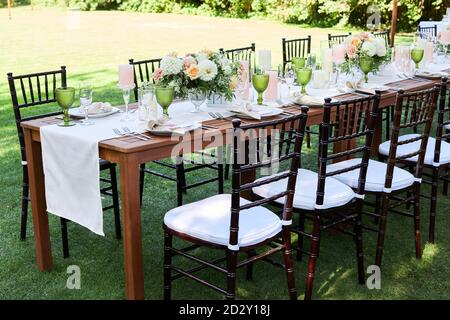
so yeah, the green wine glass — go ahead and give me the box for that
[291,57,305,69]
[56,87,76,127]
[155,85,175,117]
[359,56,373,83]
[252,74,269,105]
[411,47,424,69]
[296,68,312,94]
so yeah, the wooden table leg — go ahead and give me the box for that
[119,155,145,300]
[24,128,52,271]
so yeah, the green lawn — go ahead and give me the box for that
[1,6,448,300]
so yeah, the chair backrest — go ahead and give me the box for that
[220,43,255,70]
[417,25,437,39]
[373,29,391,47]
[317,93,381,204]
[7,66,67,162]
[328,33,351,47]
[229,107,309,250]
[385,86,440,190]
[282,36,311,69]
[433,77,449,165]
[129,58,161,102]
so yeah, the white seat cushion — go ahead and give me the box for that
[327,158,415,192]
[252,169,356,211]
[378,134,450,166]
[164,194,281,248]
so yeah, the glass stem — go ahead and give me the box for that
[301,86,306,94]
[63,109,69,126]
[257,92,263,105]
[364,74,368,83]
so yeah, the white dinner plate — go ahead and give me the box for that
[69,107,120,118]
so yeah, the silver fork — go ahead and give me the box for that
[113,127,148,141]
[122,127,151,140]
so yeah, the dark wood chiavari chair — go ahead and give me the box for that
[417,25,438,39]
[331,87,438,268]
[252,93,381,299]
[128,58,224,206]
[282,36,314,149]
[162,108,309,300]
[219,43,255,76]
[282,36,311,70]
[328,32,351,47]
[378,78,449,243]
[372,29,391,47]
[7,67,121,258]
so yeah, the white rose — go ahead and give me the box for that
[160,56,183,75]
[198,59,218,81]
[361,41,377,57]
[196,53,208,62]
[374,38,387,56]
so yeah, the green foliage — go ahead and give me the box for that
[13,0,450,34]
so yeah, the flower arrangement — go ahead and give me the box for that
[339,32,391,76]
[153,50,240,101]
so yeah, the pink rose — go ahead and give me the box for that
[359,32,370,41]
[183,56,196,69]
[346,45,357,59]
[153,68,164,82]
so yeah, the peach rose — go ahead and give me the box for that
[186,64,200,80]
[346,45,357,59]
[351,37,361,47]
[153,68,164,82]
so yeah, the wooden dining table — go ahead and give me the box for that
[21,76,445,300]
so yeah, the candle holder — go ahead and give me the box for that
[118,84,136,122]
[252,74,270,105]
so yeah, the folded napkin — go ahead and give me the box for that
[227,102,261,120]
[292,95,326,106]
[79,102,112,114]
[147,116,197,135]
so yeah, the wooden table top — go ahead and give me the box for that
[20,77,443,159]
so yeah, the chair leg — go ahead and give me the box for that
[218,163,224,194]
[429,168,439,243]
[374,193,381,225]
[385,107,389,140]
[296,214,305,261]
[354,207,365,284]
[406,165,414,210]
[180,160,187,195]
[413,184,422,258]
[375,194,390,267]
[281,224,297,300]
[20,168,29,241]
[139,163,146,207]
[61,218,70,258]
[226,249,238,300]
[109,165,122,240]
[306,127,311,148]
[245,250,256,281]
[163,229,173,300]
[175,159,184,206]
[305,213,321,300]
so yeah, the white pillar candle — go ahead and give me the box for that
[258,50,272,71]
[321,47,333,80]
[312,69,329,89]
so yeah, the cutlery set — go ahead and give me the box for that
[113,127,151,141]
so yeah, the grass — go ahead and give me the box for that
[0,6,448,300]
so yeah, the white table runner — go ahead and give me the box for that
[41,112,141,235]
